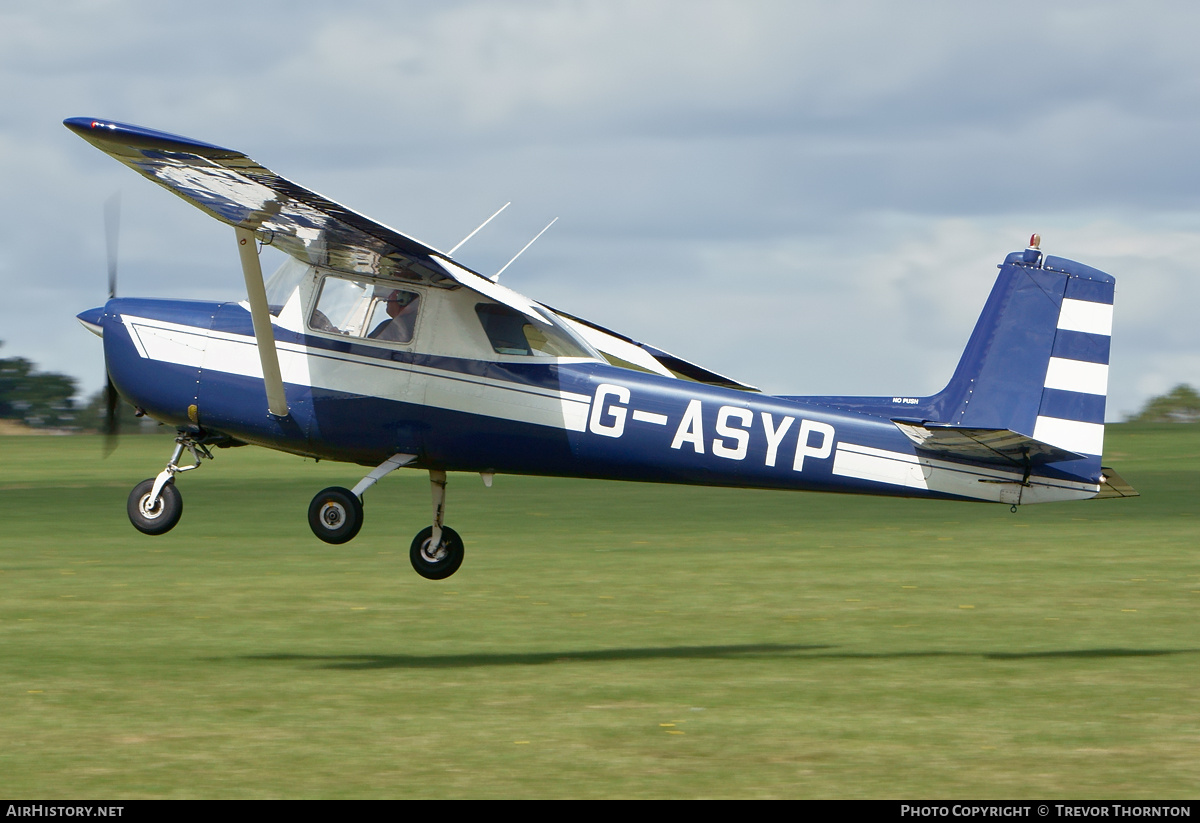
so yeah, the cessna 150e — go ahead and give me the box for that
[67,117,1137,581]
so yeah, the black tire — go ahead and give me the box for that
[308,486,364,544]
[409,525,464,580]
[127,478,183,536]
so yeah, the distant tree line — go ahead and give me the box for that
[1124,384,1200,423]
[0,343,80,430]
[0,342,157,433]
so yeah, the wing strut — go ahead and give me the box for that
[235,227,289,417]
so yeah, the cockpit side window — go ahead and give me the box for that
[309,274,420,345]
[365,289,420,344]
[474,303,592,358]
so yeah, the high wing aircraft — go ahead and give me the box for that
[67,117,1138,580]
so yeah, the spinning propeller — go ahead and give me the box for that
[101,193,120,455]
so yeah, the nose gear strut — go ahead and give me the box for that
[126,430,217,535]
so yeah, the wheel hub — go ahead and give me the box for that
[420,539,447,563]
[139,494,163,519]
[320,501,346,528]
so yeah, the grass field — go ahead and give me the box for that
[0,425,1197,798]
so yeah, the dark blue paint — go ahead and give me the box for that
[1039,388,1106,424]
[1052,330,1111,365]
[1064,275,1115,304]
[944,267,1067,433]
[1045,256,1114,285]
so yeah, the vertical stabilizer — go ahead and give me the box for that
[925,247,1114,481]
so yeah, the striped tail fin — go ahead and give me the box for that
[922,246,1114,483]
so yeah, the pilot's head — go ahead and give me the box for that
[386,290,416,317]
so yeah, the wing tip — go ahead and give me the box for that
[63,117,236,156]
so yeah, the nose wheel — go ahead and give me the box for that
[128,478,183,535]
[126,431,213,535]
[410,525,464,580]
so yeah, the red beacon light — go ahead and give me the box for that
[1028,233,1041,250]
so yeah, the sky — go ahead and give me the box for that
[2,0,1198,420]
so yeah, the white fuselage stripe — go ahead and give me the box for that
[832,442,1098,503]
[120,315,592,432]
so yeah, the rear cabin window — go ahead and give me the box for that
[475,303,591,358]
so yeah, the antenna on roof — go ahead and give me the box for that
[448,202,510,256]
[492,217,558,282]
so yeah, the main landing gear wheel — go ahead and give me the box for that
[308,486,364,544]
[410,525,464,580]
[127,478,183,535]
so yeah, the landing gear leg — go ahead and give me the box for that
[127,431,213,535]
[307,453,415,544]
[410,470,464,580]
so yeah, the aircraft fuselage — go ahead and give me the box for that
[90,293,1099,508]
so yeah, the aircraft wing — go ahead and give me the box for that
[63,117,547,319]
[551,307,759,391]
[66,117,758,390]
[892,420,1087,465]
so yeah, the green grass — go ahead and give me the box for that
[1,425,1197,798]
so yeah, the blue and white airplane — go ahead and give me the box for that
[68,117,1137,580]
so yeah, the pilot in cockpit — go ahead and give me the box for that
[368,289,420,343]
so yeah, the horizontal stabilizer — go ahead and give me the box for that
[1095,467,1139,499]
[892,419,1087,465]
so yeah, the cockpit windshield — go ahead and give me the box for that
[264,256,311,316]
